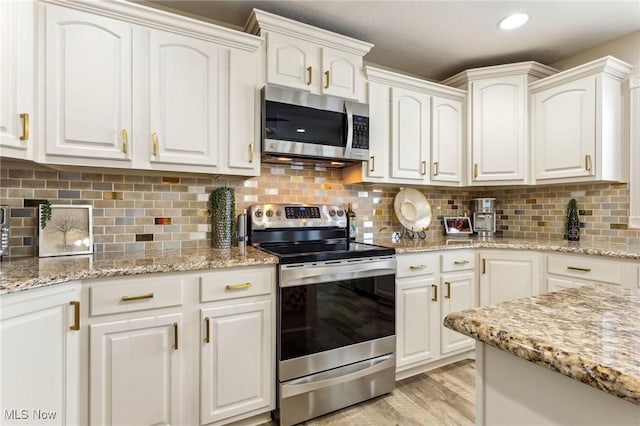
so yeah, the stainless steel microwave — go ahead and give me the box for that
[261,85,369,166]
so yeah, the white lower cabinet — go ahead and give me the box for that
[479,251,541,306]
[396,251,475,376]
[89,314,183,426]
[201,300,272,425]
[547,276,585,292]
[0,282,81,426]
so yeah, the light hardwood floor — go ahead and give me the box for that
[266,359,475,426]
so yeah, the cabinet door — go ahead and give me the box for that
[390,87,430,181]
[396,276,439,369]
[321,47,361,100]
[533,76,596,181]
[266,32,320,92]
[471,76,526,182]
[148,30,223,169]
[0,0,34,160]
[0,283,80,426]
[431,96,463,184]
[365,82,390,179]
[440,272,475,354]
[201,300,272,424]
[90,314,182,426]
[44,5,132,162]
[479,253,540,306]
[227,49,260,175]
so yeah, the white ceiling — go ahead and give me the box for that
[143,0,640,81]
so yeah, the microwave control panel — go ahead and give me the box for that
[352,115,369,149]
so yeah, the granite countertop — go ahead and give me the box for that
[0,246,278,295]
[444,284,640,405]
[369,236,640,260]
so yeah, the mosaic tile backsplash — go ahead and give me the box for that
[1,160,638,257]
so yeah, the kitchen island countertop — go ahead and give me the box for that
[444,284,640,406]
[0,246,278,295]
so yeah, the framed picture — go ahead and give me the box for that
[444,216,473,236]
[39,204,93,257]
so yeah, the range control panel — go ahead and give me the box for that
[249,204,346,230]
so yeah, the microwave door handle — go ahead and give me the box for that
[344,102,353,153]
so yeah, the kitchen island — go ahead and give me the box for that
[444,284,640,425]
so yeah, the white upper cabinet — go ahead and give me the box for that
[39,1,262,175]
[0,0,35,160]
[531,56,633,183]
[391,87,431,181]
[443,62,557,186]
[44,5,133,163]
[147,30,222,169]
[246,9,373,102]
[344,66,465,185]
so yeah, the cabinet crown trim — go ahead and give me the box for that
[245,8,373,56]
[43,0,262,52]
[631,74,640,89]
[529,56,633,92]
[441,61,557,88]
[366,66,466,99]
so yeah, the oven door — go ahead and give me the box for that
[278,257,396,381]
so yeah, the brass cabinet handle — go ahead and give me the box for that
[204,317,210,344]
[121,293,154,302]
[567,266,591,272]
[433,161,439,176]
[324,70,330,89]
[585,154,592,172]
[122,129,128,154]
[409,265,427,270]
[19,113,29,141]
[453,260,469,265]
[249,143,254,163]
[69,301,80,331]
[370,156,375,173]
[226,283,252,290]
[445,282,451,299]
[482,258,486,274]
[421,160,427,175]
[173,323,179,350]
[152,132,158,156]
[306,66,312,85]
[431,284,438,302]
[474,163,479,178]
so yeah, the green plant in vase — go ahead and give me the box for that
[209,187,235,249]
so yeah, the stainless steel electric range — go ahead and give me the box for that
[248,204,396,426]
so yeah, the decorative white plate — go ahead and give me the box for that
[394,188,432,231]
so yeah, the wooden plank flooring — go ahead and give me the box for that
[264,359,475,426]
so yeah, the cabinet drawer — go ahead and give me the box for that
[441,250,475,272]
[90,274,185,317]
[200,267,274,302]
[547,254,622,284]
[396,253,438,278]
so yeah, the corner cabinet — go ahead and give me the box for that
[0,282,81,425]
[0,0,35,160]
[442,62,556,185]
[344,66,465,186]
[530,56,633,183]
[246,9,373,102]
[39,1,262,176]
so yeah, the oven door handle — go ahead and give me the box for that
[280,354,395,398]
[282,267,396,287]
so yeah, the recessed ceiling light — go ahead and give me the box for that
[498,13,529,30]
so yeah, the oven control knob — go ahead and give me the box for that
[337,210,344,217]
[329,209,336,217]
[266,209,274,217]
[275,210,282,217]
[254,209,263,218]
